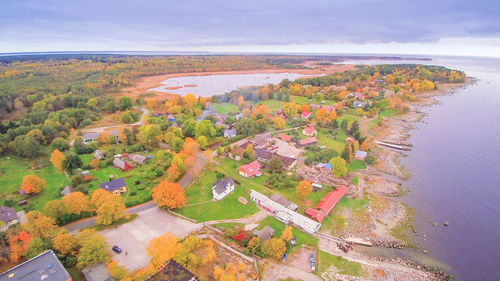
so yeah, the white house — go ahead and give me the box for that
[0,206,19,232]
[212,178,236,200]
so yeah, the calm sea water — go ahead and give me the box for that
[344,57,500,281]
[149,72,313,96]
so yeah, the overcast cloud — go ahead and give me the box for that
[1,0,499,56]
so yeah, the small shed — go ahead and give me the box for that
[253,226,275,241]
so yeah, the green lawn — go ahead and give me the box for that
[212,102,240,114]
[256,216,318,248]
[258,99,285,111]
[320,196,368,234]
[290,96,336,106]
[369,109,396,129]
[316,129,346,153]
[178,185,259,222]
[318,251,363,277]
[348,160,367,171]
[215,158,271,196]
[0,156,70,211]
[184,169,217,204]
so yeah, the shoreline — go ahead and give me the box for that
[114,64,356,101]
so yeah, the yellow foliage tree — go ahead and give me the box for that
[63,192,91,215]
[296,180,313,199]
[91,189,129,225]
[281,226,293,241]
[52,232,79,256]
[22,211,59,239]
[273,117,285,129]
[50,149,65,171]
[147,232,181,269]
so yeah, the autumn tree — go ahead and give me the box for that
[138,124,161,148]
[300,104,311,113]
[147,232,181,269]
[243,143,255,160]
[281,226,293,241]
[52,232,79,256]
[315,108,329,125]
[296,180,313,199]
[26,237,49,259]
[184,93,197,107]
[50,149,65,171]
[22,211,59,239]
[91,189,129,225]
[76,229,110,269]
[247,237,262,254]
[164,126,184,152]
[272,117,285,129]
[20,174,46,194]
[8,231,32,262]
[107,261,129,280]
[237,96,245,107]
[282,102,300,117]
[330,156,348,177]
[152,180,187,209]
[43,199,67,220]
[261,238,286,259]
[195,120,216,139]
[251,104,270,119]
[174,236,216,270]
[213,262,247,281]
[63,192,91,215]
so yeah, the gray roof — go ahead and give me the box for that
[129,154,146,164]
[0,206,17,223]
[82,263,115,281]
[60,186,74,196]
[0,250,70,281]
[99,178,126,192]
[83,132,100,139]
[255,148,273,161]
[212,177,235,196]
[94,150,105,159]
[113,158,127,169]
[270,193,297,211]
[223,129,237,138]
[354,150,368,159]
[253,226,275,240]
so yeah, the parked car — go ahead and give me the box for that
[112,245,122,254]
[310,254,316,271]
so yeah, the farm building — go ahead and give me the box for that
[305,185,347,222]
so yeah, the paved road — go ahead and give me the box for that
[64,152,206,233]
[81,107,149,133]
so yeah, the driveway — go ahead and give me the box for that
[99,207,202,271]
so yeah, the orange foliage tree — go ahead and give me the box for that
[50,149,65,171]
[62,191,92,215]
[20,174,46,194]
[8,231,32,262]
[52,232,79,256]
[296,180,313,199]
[152,180,186,209]
[22,211,59,239]
[147,232,181,269]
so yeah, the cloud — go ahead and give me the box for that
[0,0,499,53]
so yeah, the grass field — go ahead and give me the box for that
[320,196,368,235]
[348,160,367,171]
[256,216,318,248]
[178,184,259,222]
[184,169,218,205]
[370,109,396,129]
[212,102,240,114]
[316,129,347,153]
[0,156,70,211]
[258,99,285,111]
[318,251,363,277]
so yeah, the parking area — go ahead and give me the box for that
[99,207,202,271]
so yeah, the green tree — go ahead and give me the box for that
[43,200,67,220]
[138,124,161,148]
[119,97,133,111]
[268,156,283,174]
[196,136,208,149]
[51,137,70,151]
[62,153,83,174]
[76,229,110,269]
[330,156,348,177]
[195,120,216,139]
[11,135,42,158]
[26,237,49,259]
[182,118,196,137]
[164,127,184,152]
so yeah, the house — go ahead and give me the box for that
[212,177,235,200]
[276,154,298,170]
[129,154,147,165]
[239,160,262,178]
[249,190,321,234]
[297,137,318,147]
[99,178,127,195]
[251,133,272,148]
[82,263,115,281]
[345,137,355,143]
[83,132,100,144]
[301,111,312,119]
[147,261,197,281]
[316,163,332,171]
[113,158,133,172]
[223,129,237,138]
[166,114,176,122]
[215,121,229,129]
[255,148,273,162]
[352,101,366,108]
[355,93,366,100]
[354,150,368,161]
[269,194,298,211]
[94,150,105,160]
[302,124,317,136]
[253,226,275,240]
[60,186,75,197]
[278,133,292,142]
[0,250,71,281]
[228,146,245,160]
[0,206,18,232]
[305,185,347,222]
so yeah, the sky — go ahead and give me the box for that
[1,0,500,57]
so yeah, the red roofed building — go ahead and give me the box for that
[345,136,355,143]
[239,160,262,178]
[297,137,318,147]
[301,111,312,119]
[278,133,292,142]
[305,185,347,222]
[302,124,317,136]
